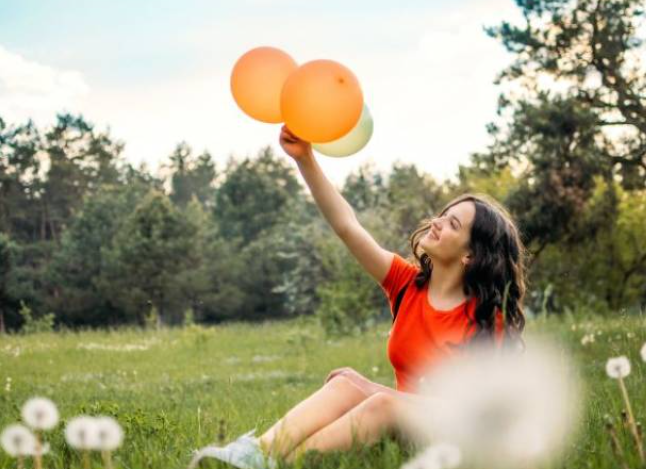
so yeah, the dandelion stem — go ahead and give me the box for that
[17,456,24,469]
[102,450,114,469]
[617,377,645,462]
[82,450,90,469]
[34,435,43,469]
[605,421,630,469]
[197,406,201,445]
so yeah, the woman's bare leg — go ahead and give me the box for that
[284,392,400,464]
[257,376,370,458]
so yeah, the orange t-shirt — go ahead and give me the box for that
[381,253,505,394]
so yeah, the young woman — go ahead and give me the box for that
[191,126,528,469]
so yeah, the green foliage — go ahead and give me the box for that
[214,146,304,244]
[18,300,55,334]
[167,142,217,209]
[314,212,388,337]
[477,0,646,252]
[101,190,200,325]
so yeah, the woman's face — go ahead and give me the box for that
[419,200,476,266]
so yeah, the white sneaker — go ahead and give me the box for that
[188,429,278,469]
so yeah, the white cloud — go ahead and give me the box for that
[0,45,89,125]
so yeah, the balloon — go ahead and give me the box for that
[230,47,297,123]
[280,59,363,143]
[313,104,373,157]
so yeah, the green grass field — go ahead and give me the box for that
[1,313,645,469]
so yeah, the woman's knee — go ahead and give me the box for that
[361,392,397,418]
[325,375,371,400]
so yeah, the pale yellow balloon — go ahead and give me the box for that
[312,104,373,157]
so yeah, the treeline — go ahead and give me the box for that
[1,0,645,332]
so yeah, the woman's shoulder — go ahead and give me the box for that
[381,252,420,301]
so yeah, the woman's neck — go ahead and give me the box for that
[428,260,466,302]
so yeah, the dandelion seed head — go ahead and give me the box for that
[21,397,59,430]
[400,451,441,469]
[605,356,631,379]
[1,424,37,457]
[422,442,462,469]
[641,343,646,363]
[401,338,581,469]
[95,416,124,451]
[64,416,98,450]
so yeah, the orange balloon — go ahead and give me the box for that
[280,59,363,143]
[230,47,298,123]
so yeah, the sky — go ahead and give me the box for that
[0,0,526,189]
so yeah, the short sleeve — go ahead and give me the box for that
[380,253,419,311]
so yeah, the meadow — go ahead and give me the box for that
[1,312,645,469]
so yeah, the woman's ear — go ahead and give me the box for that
[462,253,472,267]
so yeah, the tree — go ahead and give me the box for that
[47,182,152,326]
[0,118,42,242]
[213,146,304,244]
[0,233,16,332]
[341,160,388,212]
[101,190,200,325]
[472,0,645,256]
[41,114,124,242]
[167,142,217,209]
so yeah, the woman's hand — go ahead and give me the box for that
[324,367,380,396]
[324,366,357,384]
[279,125,313,162]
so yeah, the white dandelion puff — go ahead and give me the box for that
[641,343,646,363]
[422,442,462,469]
[400,339,581,469]
[606,356,631,379]
[64,416,98,450]
[95,416,124,451]
[1,424,37,457]
[21,397,59,430]
[401,451,440,469]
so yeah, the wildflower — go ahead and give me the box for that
[641,343,646,362]
[64,416,98,450]
[1,424,36,457]
[581,334,595,346]
[21,398,59,431]
[95,417,123,469]
[95,417,123,451]
[401,443,462,469]
[606,356,644,461]
[606,357,631,379]
[423,443,462,469]
[401,453,440,469]
[401,339,580,469]
[5,377,11,393]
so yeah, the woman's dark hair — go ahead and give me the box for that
[406,193,528,345]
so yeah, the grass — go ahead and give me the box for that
[0,312,645,469]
